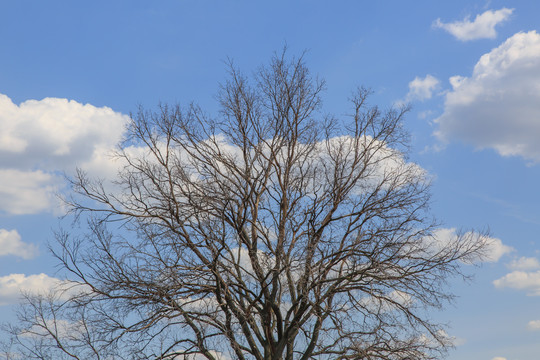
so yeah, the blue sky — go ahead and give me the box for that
[1,1,540,359]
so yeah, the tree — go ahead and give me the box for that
[4,51,488,360]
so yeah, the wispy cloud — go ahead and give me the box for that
[528,320,540,331]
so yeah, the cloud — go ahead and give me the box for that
[0,273,66,305]
[0,169,60,215]
[492,357,507,360]
[0,93,429,217]
[0,229,38,259]
[507,256,540,271]
[434,8,513,41]
[417,329,458,350]
[431,228,513,263]
[493,270,540,296]
[482,237,514,262]
[528,319,540,331]
[358,290,414,314]
[435,31,540,163]
[173,350,230,360]
[0,95,127,162]
[21,319,82,340]
[405,75,440,102]
[0,93,129,214]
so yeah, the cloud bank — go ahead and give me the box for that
[435,31,540,163]
[434,8,513,41]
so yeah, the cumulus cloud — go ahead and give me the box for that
[493,270,540,296]
[0,273,66,305]
[507,256,540,271]
[0,229,38,259]
[435,31,540,163]
[528,319,540,331]
[434,8,513,41]
[0,95,127,161]
[0,93,129,215]
[405,75,440,102]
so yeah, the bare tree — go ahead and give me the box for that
[4,52,487,360]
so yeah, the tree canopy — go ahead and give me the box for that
[3,52,487,360]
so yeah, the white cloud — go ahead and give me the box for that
[0,93,429,217]
[507,256,540,271]
[0,229,38,259]
[173,350,230,360]
[430,228,512,263]
[434,8,513,41]
[0,169,60,215]
[452,335,466,346]
[0,273,66,305]
[492,357,507,360]
[528,319,540,331]
[358,290,414,314]
[406,75,440,102]
[0,95,127,161]
[21,318,82,340]
[0,93,129,214]
[435,31,540,163]
[483,237,514,262]
[493,270,540,296]
[417,329,457,350]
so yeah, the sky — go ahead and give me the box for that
[1,1,540,359]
